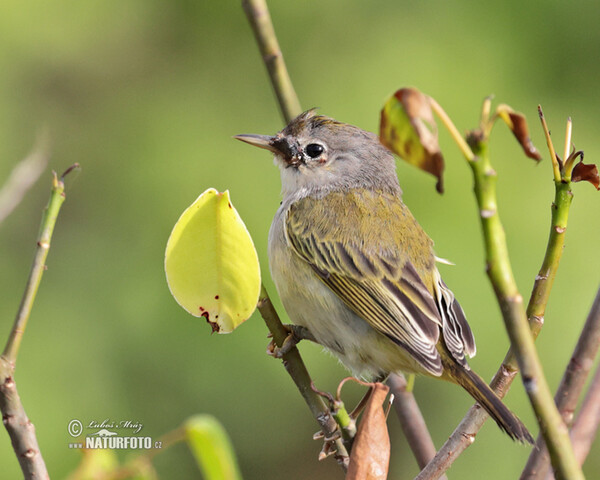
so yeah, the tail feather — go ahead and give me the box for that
[451,364,534,444]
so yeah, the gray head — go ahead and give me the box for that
[235,109,401,200]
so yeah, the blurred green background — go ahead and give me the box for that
[1,1,599,478]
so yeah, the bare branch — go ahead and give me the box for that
[0,166,78,478]
[569,362,600,468]
[257,287,349,469]
[241,0,301,123]
[386,374,446,479]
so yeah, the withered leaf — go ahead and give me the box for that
[346,383,390,480]
[572,160,600,190]
[496,105,542,161]
[380,88,444,193]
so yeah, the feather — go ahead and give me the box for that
[285,191,448,376]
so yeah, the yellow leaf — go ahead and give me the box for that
[165,188,261,333]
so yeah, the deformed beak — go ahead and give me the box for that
[233,134,279,154]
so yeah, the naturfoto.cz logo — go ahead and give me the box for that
[67,419,162,450]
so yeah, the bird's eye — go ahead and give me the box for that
[305,143,324,158]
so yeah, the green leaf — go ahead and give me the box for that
[380,88,445,193]
[165,188,261,333]
[185,415,242,480]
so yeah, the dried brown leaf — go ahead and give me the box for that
[572,161,600,190]
[496,105,542,161]
[346,383,390,480]
[380,88,444,193]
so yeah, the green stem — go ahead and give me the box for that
[525,182,572,330]
[418,144,577,479]
[332,400,356,445]
[0,166,77,479]
[468,139,582,480]
[241,0,302,123]
[522,286,600,479]
[2,172,66,362]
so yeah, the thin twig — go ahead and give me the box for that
[0,132,50,226]
[3,165,79,362]
[523,286,600,479]
[418,109,583,480]
[258,287,349,469]
[387,374,447,479]
[569,362,600,468]
[538,106,561,183]
[0,165,78,479]
[430,98,475,162]
[241,0,302,123]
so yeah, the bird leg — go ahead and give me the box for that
[266,324,317,358]
[310,382,343,459]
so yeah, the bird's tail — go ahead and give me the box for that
[443,355,534,444]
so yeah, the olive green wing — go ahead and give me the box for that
[285,193,445,375]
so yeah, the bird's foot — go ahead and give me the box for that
[312,429,342,461]
[311,381,357,451]
[266,324,316,358]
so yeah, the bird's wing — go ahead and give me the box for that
[285,191,446,375]
[432,269,476,368]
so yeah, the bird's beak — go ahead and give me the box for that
[233,134,279,154]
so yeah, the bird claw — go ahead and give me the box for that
[266,325,316,358]
[313,428,342,461]
[266,331,296,358]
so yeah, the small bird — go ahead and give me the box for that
[235,109,533,443]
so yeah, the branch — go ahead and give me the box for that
[569,361,600,468]
[241,0,301,123]
[465,125,580,480]
[419,107,582,480]
[387,374,447,480]
[0,165,78,479]
[0,132,50,226]
[523,286,600,479]
[257,287,349,469]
